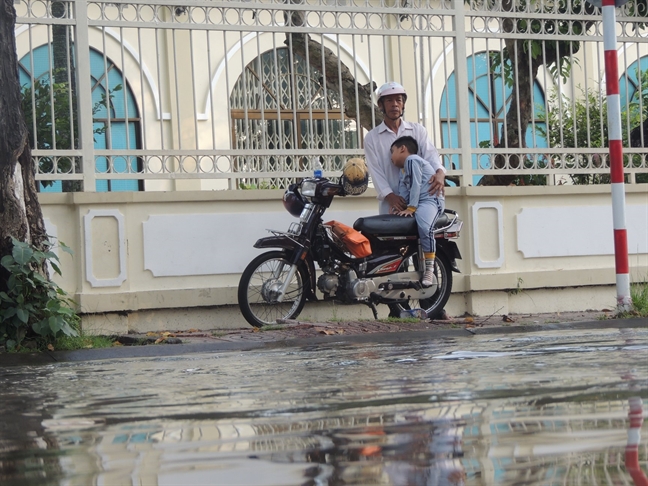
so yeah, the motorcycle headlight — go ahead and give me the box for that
[301,180,317,197]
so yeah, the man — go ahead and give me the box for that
[364,82,447,318]
[364,81,446,215]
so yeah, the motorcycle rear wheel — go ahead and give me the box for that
[396,252,453,319]
[238,251,308,328]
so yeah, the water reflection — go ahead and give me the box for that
[0,327,646,485]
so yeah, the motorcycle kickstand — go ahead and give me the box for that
[363,301,379,320]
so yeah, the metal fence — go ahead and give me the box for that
[14,0,648,191]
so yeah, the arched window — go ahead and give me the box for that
[619,56,648,112]
[439,52,547,185]
[620,56,648,148]
[230,47,358,188]
[19,46,141,192]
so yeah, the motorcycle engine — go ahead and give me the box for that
[345,270,376,300]
[317,273,339,297]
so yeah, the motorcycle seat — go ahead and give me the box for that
[354,213,451,236]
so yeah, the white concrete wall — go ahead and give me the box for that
[39,186,648,333]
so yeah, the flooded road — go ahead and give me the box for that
[1,326,647,486]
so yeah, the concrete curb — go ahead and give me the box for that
[0,318,645,367]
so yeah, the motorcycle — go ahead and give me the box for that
[237,176,463,328]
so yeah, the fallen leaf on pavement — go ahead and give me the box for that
[112,341,123,346]
[47,344,55,351]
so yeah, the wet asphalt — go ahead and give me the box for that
[0,317,645,367]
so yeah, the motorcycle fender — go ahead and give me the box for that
[252,237,318,301]
[437,239,462,273]
[253,235,302,252]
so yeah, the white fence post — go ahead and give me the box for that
[452,0,474,186]
[73,0,96,192]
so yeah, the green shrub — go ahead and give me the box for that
[0,237,79,351]
[630,280,648,317]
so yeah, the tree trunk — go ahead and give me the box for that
[52,0,82,192]
[284,3,380,132]
[0,0,48,291]
[480,38,539,186]
[479,0,596,186]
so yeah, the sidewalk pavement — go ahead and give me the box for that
[0,310,645,366]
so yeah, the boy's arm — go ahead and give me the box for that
[405,158,423,211]
[398,171,409,207]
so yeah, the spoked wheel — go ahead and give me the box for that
[238,251,308,328]
[395,252,453,319]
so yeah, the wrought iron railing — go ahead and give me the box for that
[14,0,648,191]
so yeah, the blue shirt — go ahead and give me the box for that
[398,154,444,210]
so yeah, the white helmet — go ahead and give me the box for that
[376,81,407,104]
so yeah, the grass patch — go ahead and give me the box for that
[614,280,648,318]
[53,334,115,351]
[630,281,648,316]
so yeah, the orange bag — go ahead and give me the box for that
[325,220,372,258]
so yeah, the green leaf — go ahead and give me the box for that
[46,299,61,311]
[57,306,74,316]
[32,272,49,284]
[48,316,64,335]
[50,262,62,276]
[59,241,74,256]
[12,241,34,265]
[16,308,29,324]
[32,319,47,335]
[62,323,79,337]
[1,255,15,270]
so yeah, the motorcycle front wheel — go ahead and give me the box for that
[396,252,453,319]
[238,251,308,328]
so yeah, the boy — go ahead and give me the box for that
[390,135,445,287]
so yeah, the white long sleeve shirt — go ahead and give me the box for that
[364,119,445,214]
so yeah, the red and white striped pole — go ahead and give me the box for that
[625,397,648,486]
[602,0,633,311]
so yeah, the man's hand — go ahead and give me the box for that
[428,169,445,197]
[385,193,407,213]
